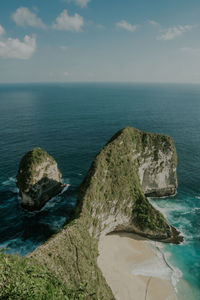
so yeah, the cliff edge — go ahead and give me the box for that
[1,127,182,299]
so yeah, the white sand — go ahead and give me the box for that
[97,233,177,300]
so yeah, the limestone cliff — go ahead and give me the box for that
[1,127,182,299]
[17,148,64,211]
[133,130,177,197]
[74,127,179,241]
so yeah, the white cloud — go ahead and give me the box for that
[157,25,194,40]
[63,0,91,8]
[12,7,46,29]
[0,25,5,36]
[64,71,69,76]
[148,20,160,28]
[116,20,137,32]
[181,47,200,56]
[52,10,84,32]
[0,35,36,59]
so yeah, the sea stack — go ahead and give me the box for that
[17,148,64,211]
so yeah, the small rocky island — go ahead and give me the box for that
[1,127,183,299]
[17,147,64,211]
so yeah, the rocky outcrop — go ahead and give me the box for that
[26,127,182,300]
[17,148,64,211]
[3,127,182,300]
[74,127,180,242]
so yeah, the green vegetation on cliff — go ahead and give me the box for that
[0,127,181,300]
[74,127,175,237]
[0,252,97,300]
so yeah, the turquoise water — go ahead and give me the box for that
[150,193,200,299]
[0,83,199,298]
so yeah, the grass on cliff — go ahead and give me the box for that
[27,219,115,300]
[132,195,170,234]
[0,252,95,300]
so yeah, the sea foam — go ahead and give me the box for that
[131,241,182,291]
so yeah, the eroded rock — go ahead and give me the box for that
[17,148,64,211]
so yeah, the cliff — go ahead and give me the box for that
[17,147,64,211]
[73,127,179,241]
[1,127,182,299]
[132,130,177,197]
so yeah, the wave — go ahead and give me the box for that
[60,184,70,194]
[2,177,16,186]
[0,237,40,256]
[131,240,182,291]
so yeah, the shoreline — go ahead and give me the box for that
[97,232,179,300]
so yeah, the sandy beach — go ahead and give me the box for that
[97,232,177,300]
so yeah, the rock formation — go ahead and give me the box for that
[133,130,177,197]
[17,147,64,211]
[1,127,183,299]
[73,127,180,241]
[27,127,182,298]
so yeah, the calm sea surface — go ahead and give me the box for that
[0,83,199,299]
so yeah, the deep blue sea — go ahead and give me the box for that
[0,83,199,299]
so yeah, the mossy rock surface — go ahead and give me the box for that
[0,252,97,300]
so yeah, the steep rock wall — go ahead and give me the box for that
[132,130,177,197]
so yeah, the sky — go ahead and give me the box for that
[1,0,200,83]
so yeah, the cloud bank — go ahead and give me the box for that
[12,7,46,29]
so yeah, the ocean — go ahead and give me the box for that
[0,83,199,299]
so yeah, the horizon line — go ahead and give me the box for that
[1,81,200,85]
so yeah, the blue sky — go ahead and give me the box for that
[0,0,200,83]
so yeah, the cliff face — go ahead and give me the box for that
[132,131,177,197]
[74,127,179,241]
[17,148,64,211]
[27,127,182,299]
[2,127,182,299]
